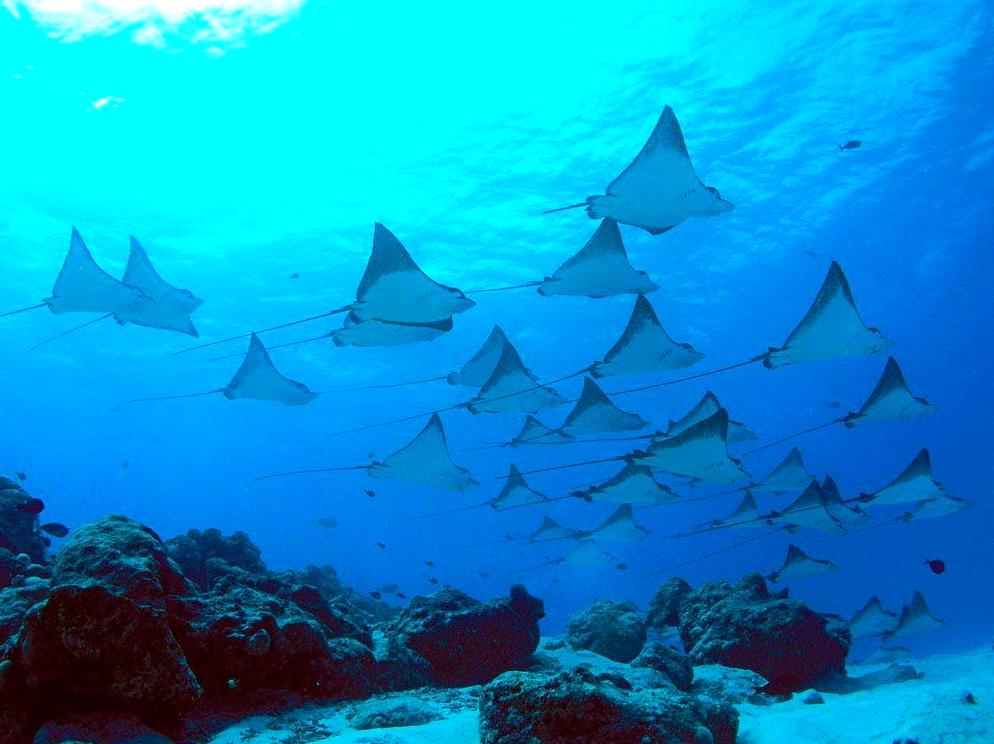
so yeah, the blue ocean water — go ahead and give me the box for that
[0,0,991,658]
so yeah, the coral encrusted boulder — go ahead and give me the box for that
[567,600,647,663]
[386,584,545,687]
[16,517,203,719]
[480,666,737,744]
[0,478,48,564]
[676,573,850,692]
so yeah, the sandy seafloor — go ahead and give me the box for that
[204,642,994,744]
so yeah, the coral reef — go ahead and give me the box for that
[480,666,738,744]
[566,599,647,663]
[632,641,695,692]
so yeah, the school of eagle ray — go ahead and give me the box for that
[4,104,961,653]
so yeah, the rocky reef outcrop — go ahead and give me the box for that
[0,514,552,742]
[566,599,647,663]
[385,584,545,687]
[655,572,850,693]
[480,666,737,744]
[0,478,49,567]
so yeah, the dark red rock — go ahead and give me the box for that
[386,584,544,687]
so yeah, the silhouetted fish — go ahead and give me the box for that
[17,498,44,515]
[376,542,387,549]
[925,558,946,575]
[838,140,861,151]
[369,590,382,599]
[121,461,130,469]
[429,578,439,585]
[396,592,407,599]
[40,522,69,538]
[365,489,376,498]
[826,400,843,409]
[379,583,399,594]
[15,471,26,481]
[478,571,490,579]
[289,272,300,279]
[424,560,435,568]
[314,518,339,529]
[615,562,628,571]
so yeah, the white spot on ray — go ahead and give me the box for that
[45,228,147,316]
[559,377,648,437]
[368,413,478,492]
[640,408,750,485]
[528,516,583,543]
[466,342,564,414]
[770,480,845,534]
[752,447,814,494]
[764,262,893,368]
[709,492,765,530]
[659,391,756,445]
[575,462,676,505]
[590,294,704,378]
[352,223,474,323]
[589,504,649,543]
[510,415,575,447]
[538,219,658,298]
[767,543,837,583]
[864,449,949,506]
[845,357,934,427]
[492,464,547,509]
[223,333,317,405]
[884,591,945,640]
[850,597,899,639]
[447,325,510,387]
[117,236,202,337]
[584,107,734,235]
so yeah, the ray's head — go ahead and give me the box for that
[704,185,735,215]
[447,286,476,314]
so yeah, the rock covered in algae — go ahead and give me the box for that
[386,584,545,687]
[631,641,694,692]
[676,572,850,692]
[647,577,693,629]
[479,665,737,744]
[0,478,48,565]
[566,599,647,663]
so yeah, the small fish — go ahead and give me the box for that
[379,583,399,594]
[503,534,514,542]
[314,517,339,529]
[396,592,407,599]
[108,405,122,413]
[838,139,861,151]
[17,498,44,515]
[121,461,129,470]
[424,560,435,568]
[289,272,300,280]
[429,578,439,585]
[925,558,946,575]
[826,400,843,409]
[364,489,376,498]
[376,542,387,550]
[40,522,69,538]
[477,571,490,579]
[615,562,628,571]
[369,590,382,599]
[15,471,26,481]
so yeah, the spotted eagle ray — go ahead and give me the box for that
[767,543,838,583]
[130,333,316,405]
[175,222,472,355]
[544,106,734,234]
[255,413,478,492]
